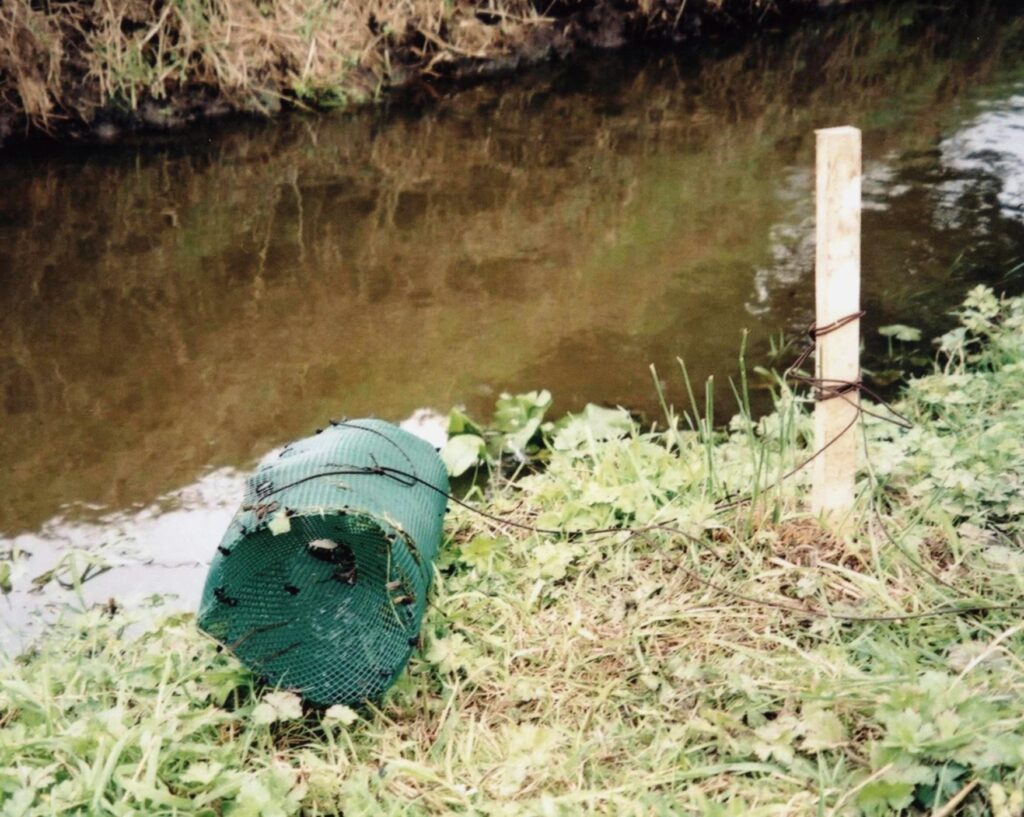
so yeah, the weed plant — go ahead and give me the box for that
[2,286,1023,815]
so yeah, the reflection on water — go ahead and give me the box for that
[2,1,1024,648]
[0,470,240,653]
[939,87,1024,227]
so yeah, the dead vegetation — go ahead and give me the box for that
[0,0,854,141]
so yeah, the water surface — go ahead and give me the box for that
[3,1,1024,649]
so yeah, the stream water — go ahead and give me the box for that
[3,1,1024,651]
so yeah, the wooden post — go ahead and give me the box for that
[813,126,861,517]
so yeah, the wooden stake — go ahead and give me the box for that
[813,126,861,516]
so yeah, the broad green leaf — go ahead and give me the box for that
[227,775,290,817]
[1,788,35,817]
[459,535,502,570]
[751,715,799,765]
[800,706,846,752]
[856,763,934,815]
[322,705,359,726]
[528,542,574,581]
[878,324,922,342]
[494,390,552,452]
[441,434,486,477]
[181,761,225,786]
[425,633,474,675]
[203,665,253,706]
[552,404,634,451]
[447,406,482,437]
[856,779,917,815]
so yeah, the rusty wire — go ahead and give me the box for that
[244,330,1022,624]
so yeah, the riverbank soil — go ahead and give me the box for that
[0,0,866,142]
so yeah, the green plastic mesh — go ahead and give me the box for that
[197,419,448,707]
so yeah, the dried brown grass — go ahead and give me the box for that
[0,0,843,137]
[0,0,63,124]
[0,0,549,132]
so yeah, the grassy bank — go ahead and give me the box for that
[2,285,1024,815]
[0,0,862,141]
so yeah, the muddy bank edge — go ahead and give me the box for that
[1,0,868,144]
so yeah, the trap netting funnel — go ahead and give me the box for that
[198,419,448,707]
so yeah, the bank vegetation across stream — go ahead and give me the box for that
[2,285,1023,815]
[1,0,881,142]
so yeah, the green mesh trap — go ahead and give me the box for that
[197,419,448,707]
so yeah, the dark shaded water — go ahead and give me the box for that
[2,1,1024,649]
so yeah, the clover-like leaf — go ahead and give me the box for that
[459,535,502,570]
[252,691,303,725]
[425,633,475,675]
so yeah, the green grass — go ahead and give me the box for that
[2,285,1024,815]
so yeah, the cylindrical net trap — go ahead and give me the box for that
[198,419,448,707]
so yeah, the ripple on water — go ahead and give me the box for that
[939,89,1024,226]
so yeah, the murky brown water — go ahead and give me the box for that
[3,1,1024,650]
